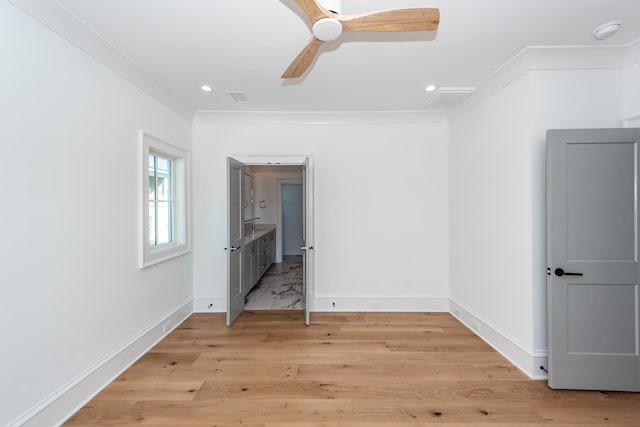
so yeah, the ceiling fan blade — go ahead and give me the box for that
[339,7,440,32]
[292,0,332,23]
[282,37,324,79]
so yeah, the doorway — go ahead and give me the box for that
[245,177,304,310]
[226,156,314,326]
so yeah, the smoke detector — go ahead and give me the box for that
[592,21,621,41]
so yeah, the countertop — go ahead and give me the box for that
[244,224,276,245]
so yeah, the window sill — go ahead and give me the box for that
[139,244,190,269]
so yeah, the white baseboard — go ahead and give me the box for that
[192,298,226,313]
[314,297,450,312]
[449,299,548,380]
[11,299,193,427]
[193,297,448,313]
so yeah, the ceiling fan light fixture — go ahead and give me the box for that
[592,20,621,40]
[313,18,342,41]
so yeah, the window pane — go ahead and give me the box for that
[148,201,156,246]
[156,201,172,245]
[156,158,172,202]
[148,155,156,200]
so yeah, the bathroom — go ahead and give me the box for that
[242,165,304,309]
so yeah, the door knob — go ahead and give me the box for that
[554,268,583,277]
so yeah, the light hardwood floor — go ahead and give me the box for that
[65,311,640,426]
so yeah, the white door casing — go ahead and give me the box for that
[230,156,314,325]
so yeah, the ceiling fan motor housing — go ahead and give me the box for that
[313,18,343,41]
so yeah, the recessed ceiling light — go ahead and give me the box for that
[201,85,212,92]
[592,20,621,40]
[425,84,437,92]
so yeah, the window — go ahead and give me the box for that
[149,153,173,246]
[139,132,190,268]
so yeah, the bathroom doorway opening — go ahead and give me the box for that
[226,156,314,325]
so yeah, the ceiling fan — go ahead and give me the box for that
[282,0,440,78]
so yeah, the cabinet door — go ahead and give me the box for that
[251,242,260,285]
[269,231,276,265]
[243,242,253,296]
[258,237,269,277]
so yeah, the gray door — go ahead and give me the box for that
[302,157,314,326]
[227,157,245,325]
[547,128,640,391]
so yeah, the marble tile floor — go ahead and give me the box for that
[245,255,303,310]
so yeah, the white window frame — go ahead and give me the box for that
[139,131,190,269]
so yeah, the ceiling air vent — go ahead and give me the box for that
[228,91,249,104]
[426,87,476,107]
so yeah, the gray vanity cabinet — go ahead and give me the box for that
[243,241,255,296]
[268,230,276,265]
[244,227,276,297]
[258,235,270,278]
[251,241,260,287]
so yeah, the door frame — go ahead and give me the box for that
[232,155,315,319]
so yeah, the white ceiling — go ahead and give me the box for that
[14,0,640,113]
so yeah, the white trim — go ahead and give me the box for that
[235,155,309,166]
[8,300,193,427]
[193,298,227,313]
[314,297,450,312]
[449,299,548,380]
[622,115,640,128]
[6,0,193,120]
[624,39,640,67]
[193,111,449,125]
[139,131,191,269]
[449,43,635,119]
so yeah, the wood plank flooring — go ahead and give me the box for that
[65,311,640,426]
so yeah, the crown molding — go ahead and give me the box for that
[7,0,194,121]
[192,110,449,125]
[624,39,640,67]
[449,42,638,119]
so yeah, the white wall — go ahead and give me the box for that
[250,169,303,261]
[0,3,192,426]
[449,73,535,364]
[192,114,450,311]
[449,65,624,377]
[252,169,302,226]
[622,44,640,123]
[529,69,623,353]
